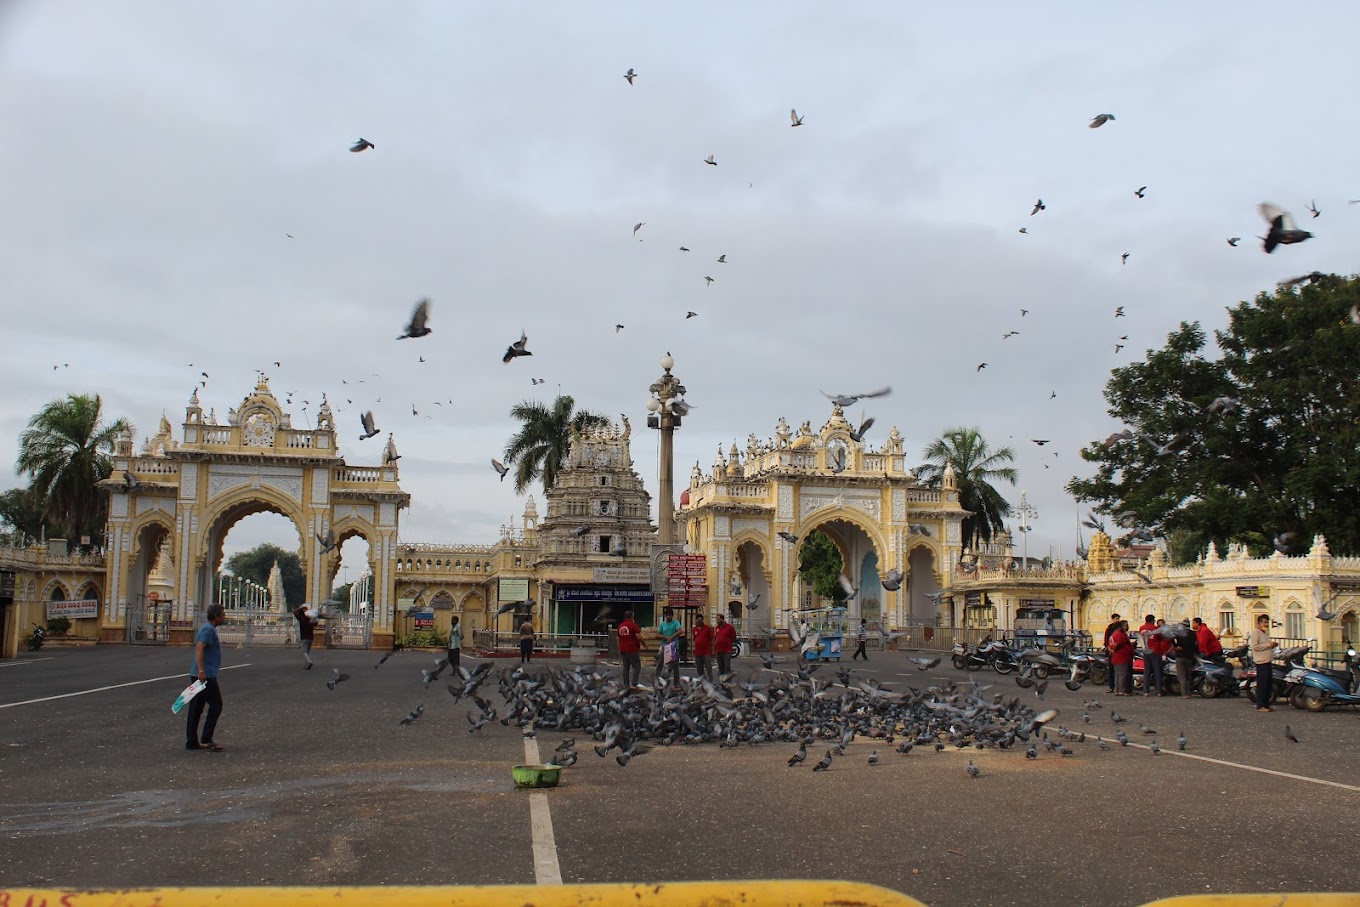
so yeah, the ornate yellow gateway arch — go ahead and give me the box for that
[679,407,970,631]
[99,377,409,645]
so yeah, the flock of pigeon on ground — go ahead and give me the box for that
[304,636,1329,777]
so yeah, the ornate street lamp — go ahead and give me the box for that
[1016,491,1038,571]
[646,353,687,546]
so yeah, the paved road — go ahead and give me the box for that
[1,645,1357,906]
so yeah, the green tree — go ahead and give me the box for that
[1068,275,1360,559]
[330,582,353,611]
[15,394,131,545]
[503,395,609,494]
[0,486,46,543]
[797,530,847,603]
[916,428,1017,551]
[224,543,306,607]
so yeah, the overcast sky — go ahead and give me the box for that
[3,2,1357,576]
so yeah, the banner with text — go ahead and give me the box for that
[498,577,530,602]
[47,599,98,620]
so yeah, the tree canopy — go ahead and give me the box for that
[797,530,847,604]
[0,486,46,544]
[1067,273,1360,560]
[916,427,1017,552]
[503,395,609,494]
[15,393,131,546]
[224,543,306,607]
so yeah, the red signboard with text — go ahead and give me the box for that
[667,554,708,608]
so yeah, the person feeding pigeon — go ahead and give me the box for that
[293,604,317,671]
[1249,613,1279,712]
[657,608,682,690]
[616,610,643,689]
[1169,620,1199,699]
[1141,616,1171,696]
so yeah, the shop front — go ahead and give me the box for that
[552,584,655,636]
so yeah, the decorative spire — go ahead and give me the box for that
[942,461,958,491]
[1308,534,1330,558]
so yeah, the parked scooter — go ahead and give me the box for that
[1286,647,1360,712]
[1241,644,1311,703]
[951,641,992,671]
[27,622,46,652]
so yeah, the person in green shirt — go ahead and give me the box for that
[657,608,682,690]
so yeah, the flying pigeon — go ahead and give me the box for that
[122,471,140,491]
[976,363,987,371]
[623,67,636,85]
[1003,330,1019,339]
[400,704,425,725]
[704,276,714,286]
[1089,113,1116,128]
[1020,308,1029,316]
[615,324,625,333]
[907,523,931,536]
[685,311,698,319]
[882,569,904,592]
[316,528,337,554]
[790,108,804,127]
[359,411,379,440]
[907,656,940,671]
[572,525,590,537]
[1031,199,1045,216]
[1307,199,1320,218]
[821,387,891,407]
[397,299,432,340]
[836,573,858,601]
[1227,237,1240,246]
[1121,252,1130,265]
[350,137,374,152]
[1258,203,1313,253]
[632,222,645,237]
[716,254,726,263]
[1272,531,1298,555]
[1206,396,1240,416]
[849,416,875,442]
[1114,307,1125,317]
[1313,587,1341,621]
[491,459,510,481]
[1031,439,1050,446]
[1134,186,1147,198]
[777,531,799,545]
[1018,227,1028,234]
[704,155,717,166]
[503,332,532,363]
[326,669,351,691]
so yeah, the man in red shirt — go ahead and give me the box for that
[1192,617,1224,662]
[1138,614,1169,696]
[1108,619,1134,696]
[692,612,716,682]
[713,613,738,677]
[616,610,643,689]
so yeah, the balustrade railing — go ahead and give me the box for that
[907,489,941,502]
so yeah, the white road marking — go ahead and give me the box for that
[0,658,54,667]
[522,736,563,885]
[0,664,251,710]
[1122,740,1360,794]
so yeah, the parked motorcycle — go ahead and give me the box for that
[1241,644,1311,703]
[1286,647,1360,712]
[1066,649,1110,686]
[27,622,46,652]
[951,641,991,671]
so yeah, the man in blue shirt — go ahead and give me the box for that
[657,608,682,690]
[186,603,227,751]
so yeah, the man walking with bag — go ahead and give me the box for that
[186,604,227,752]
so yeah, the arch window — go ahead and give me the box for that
[1285,602,1306,640]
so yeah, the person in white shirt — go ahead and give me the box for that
[1248,613,1279,712]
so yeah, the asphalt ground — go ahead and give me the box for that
[1,644,1358,907]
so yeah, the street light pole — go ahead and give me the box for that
[646,353,686,546]
[1017,491,1038,571]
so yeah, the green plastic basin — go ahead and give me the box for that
[512,763,562,789]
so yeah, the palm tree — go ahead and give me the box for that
[916,427,1017,552]
[503,395,609,494]
[15,393,131,544]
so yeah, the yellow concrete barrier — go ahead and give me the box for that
[0,881,928,907]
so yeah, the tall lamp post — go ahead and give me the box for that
[1016,491,1038,571]
[646,353,687,546]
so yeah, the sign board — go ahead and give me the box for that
[148,591,161,602]
[47,599,98,620]
[498,577,530,602]
[1236,586,1271,599]
[964,592,982,607]
[591,567,651,583]
[397,596,417,611]
[412,610,434,630]
[1019,598,1057,609]
[0,570,13,604]
[555,584,655,603]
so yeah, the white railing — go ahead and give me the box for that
[334,467,383,483]
[131,457,178,475]
[908,489,941,502]
[200,428,234,445]
[863,455,884,472]
[284,431,316,449]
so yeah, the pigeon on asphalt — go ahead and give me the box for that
[966,760,980,779]
[491,459,510,481]
[1140,724,1157,735]
[1258,203,1313,253]
[623,68,636,85]
[397,299,432,339]
[812,750,833,772]
[1089,113,1116,128]
[1285,726,1300,744]
[821,387,891,407]
[400,704,425,725]
[326,669,351,691]
[1177,732,1188,751]
[790,108,805,127]
[867,751,879,766]
[788,744,807,767]
[1149,741,1160,755]
[503,332,532,363]
[359,411,380,440]
[349,137,374,152]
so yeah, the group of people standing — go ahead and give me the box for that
[614,608,737,690]
[1103,610,1278,710]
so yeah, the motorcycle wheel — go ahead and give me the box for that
[1032,664,1050,680]
[951,656,967,670]
[966,659,983,672]
[1198,678,1221,699]
[1302,687,1328,713]
[1089,664,1109,685]
[993,658,1015,675]
[1288,687,1308,710]
[1132,674,1144,692]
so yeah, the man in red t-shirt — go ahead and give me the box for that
[692,613,716,682]
[1137,614,1168,696]
[1192,617,1224,662]
[713,613,738,677]
[616,610,643,689]
[1108,620,1134,696]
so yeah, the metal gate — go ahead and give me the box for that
[216,610,294,648]
[128,594,171,645]
[325,610,373,649]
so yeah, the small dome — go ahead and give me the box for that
[679,489,691,507]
